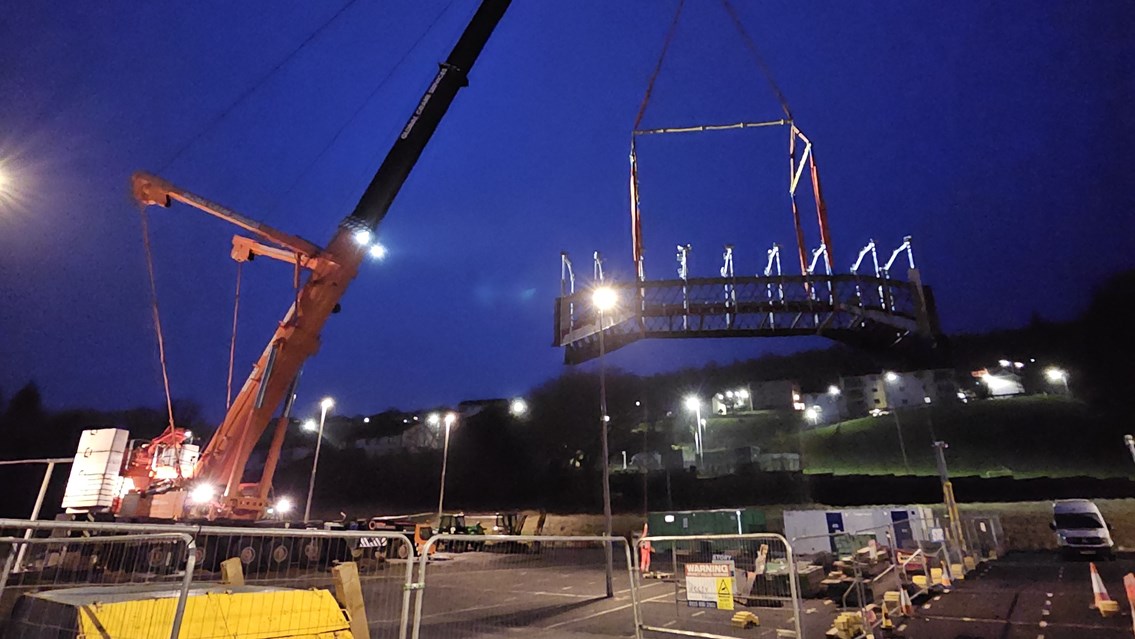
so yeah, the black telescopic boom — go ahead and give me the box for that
[348,0,510,229]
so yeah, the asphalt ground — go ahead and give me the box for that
[894,551,1135,639]
[392,548,1135,638]
[385,546,822,638]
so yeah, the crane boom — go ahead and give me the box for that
[350,0,511,230]
[123,0,511,521]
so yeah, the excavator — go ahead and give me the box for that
[61,0,511,524]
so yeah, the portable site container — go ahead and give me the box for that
[784,506,936,556]
[646,508,767,554]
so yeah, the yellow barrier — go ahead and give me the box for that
[74,587,352,639]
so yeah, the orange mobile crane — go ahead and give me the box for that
[62,0,511,523]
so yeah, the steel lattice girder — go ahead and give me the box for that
[553,274,936,364]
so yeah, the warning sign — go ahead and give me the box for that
[716,576,734,610]
[685,563,732,609]
[712,553,738,594]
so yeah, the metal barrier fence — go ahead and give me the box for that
[410,533,639,639]
[792,521,932,637]
[4,516,997,639]
[960,513,1004,559]
[635,533,802,639]
[0,519,415,639]
[1,531,196,639]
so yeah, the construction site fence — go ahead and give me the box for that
[0,518,415,639]
[1,531,196,639]
[635,533,803,639]
[959,512,1005,559]
[409,532,639,639]
[790,515,1002,637]
[836,520,967,634]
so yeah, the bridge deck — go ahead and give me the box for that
[553,273,937,364]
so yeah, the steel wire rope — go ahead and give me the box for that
[137,0,360,423]
[137,204,177,432]
[719,0,793,121]
[154,0,364,175]
[143,2,450,425]
[225,262,242,410]
[342,0,481,205]
[220,2,456,416]
[260,0,459,220]
[632,0,686,130]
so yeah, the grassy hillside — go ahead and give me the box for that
[798,396,1131,478]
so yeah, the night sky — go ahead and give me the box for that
[1,1,1132,423]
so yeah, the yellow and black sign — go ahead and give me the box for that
[716,577,734,611]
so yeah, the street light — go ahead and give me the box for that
[437,412,457,520]
[275,496,294,515]
[303,396,334,522]
[1045,367,1070,394]
[593,286,617,313]
[509,398,528,417]
[804,406,821,425]
[828,385,840,396]
[592,285,617,598]
[684,395,704,465]
[882,373,910,471]
[302,419,318,432]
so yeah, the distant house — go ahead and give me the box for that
[972,368,1025,397]
[800,390,846,426]
[838,369,960,418]
[750,380,801,411]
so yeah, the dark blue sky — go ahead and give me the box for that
[2,1,1132,422]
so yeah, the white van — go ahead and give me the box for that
[1051,499,1115,560]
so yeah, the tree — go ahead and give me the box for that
[2,382,47,456]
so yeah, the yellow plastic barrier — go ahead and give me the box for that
[76,587,352,639]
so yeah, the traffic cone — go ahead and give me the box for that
[639,523,652,574]
[1123,573,1135,635]
[1090,562,1119,617]
[940,564,953,590]
[899,588,915,616]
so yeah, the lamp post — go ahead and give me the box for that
[684,395,704,466]
[883,372,910,472]
[303,397,334,522]
[1045,367,1070,395]
[436,412,457,520]
[592,285,617,598]
[933,441,967,552]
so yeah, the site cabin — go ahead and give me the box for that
[783,506,936,556]
[646,508,768,555]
